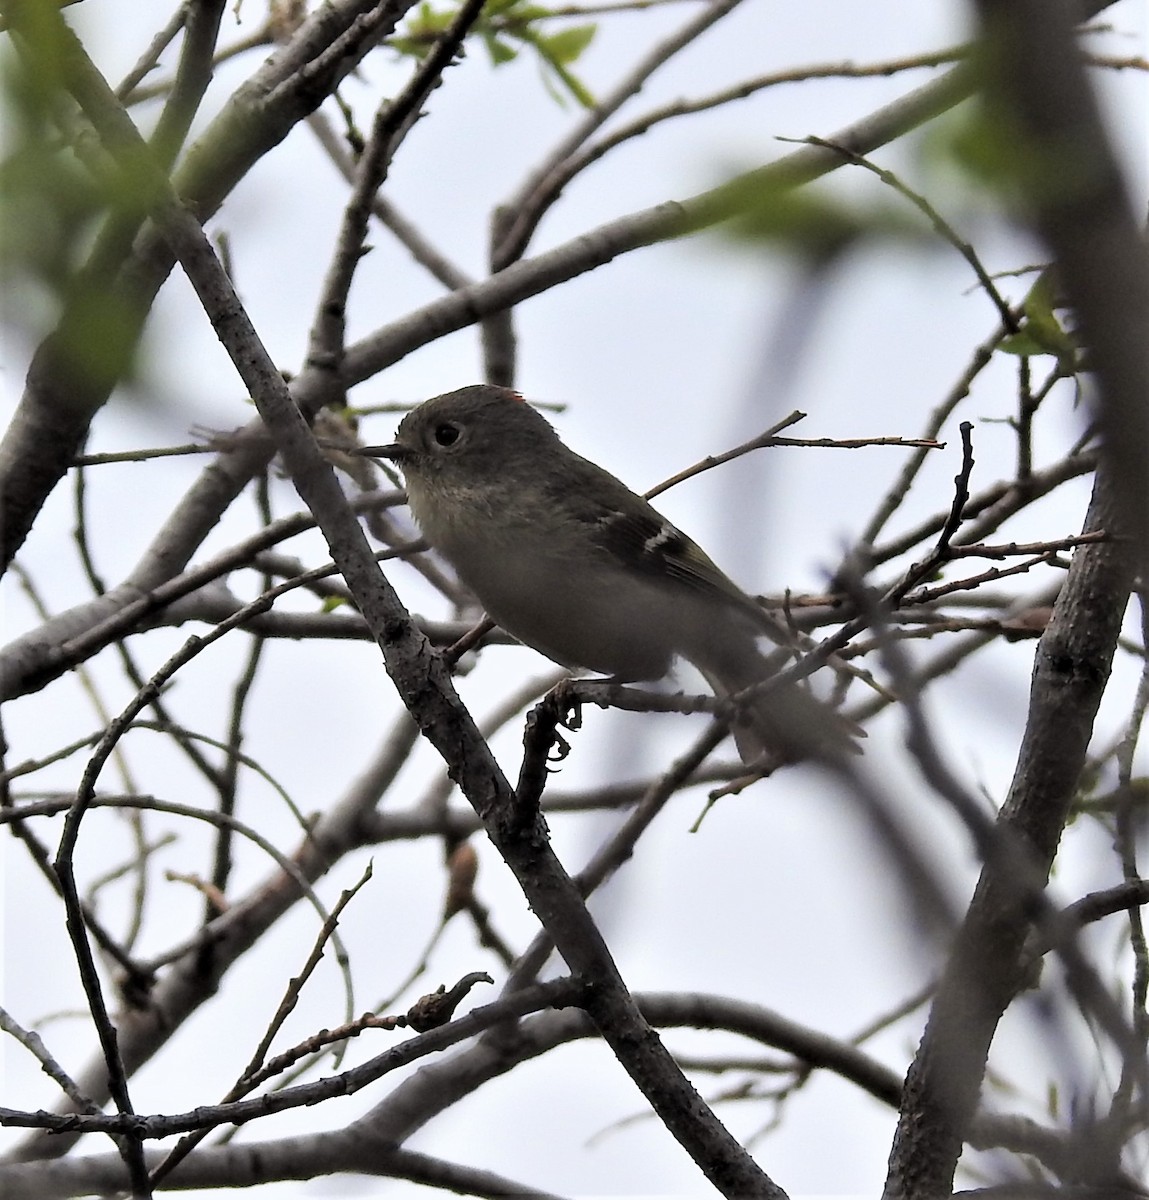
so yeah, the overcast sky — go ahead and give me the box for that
[2,2,1147,1196]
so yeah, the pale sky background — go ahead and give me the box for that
[2,2,1148,1197]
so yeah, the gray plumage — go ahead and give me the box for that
[381,385,854,765]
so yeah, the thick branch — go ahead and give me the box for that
[884,2,1149,1194]
[884,466,1135,1198]
[0,55,1025,703]
[0,0,413,574]
[23,22,779,1197]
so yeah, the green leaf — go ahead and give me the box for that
[512,23,596,108]
[539,24,595,64]
[717,181,866,257]
[1000,277,1077,370]
[998,331,1049,358]
[482,30,519,64]
[945,102,1017,189]
[418,0,453,30]
[506,4,553,20]
[390,0,456,57]
[388,36,428,59]
[543,57,595,108]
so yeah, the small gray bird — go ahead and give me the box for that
[379,384,855,765]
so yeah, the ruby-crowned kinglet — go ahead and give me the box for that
[379,385,856,765]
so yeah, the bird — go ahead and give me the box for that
[378,384,857,766]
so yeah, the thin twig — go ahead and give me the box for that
[305,0,488,382]
[495,41,966,270]
[798,137,1019,332]
[0,1006,98,1114]
[148,864,375,1186]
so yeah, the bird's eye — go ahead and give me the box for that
[433,423,461,447]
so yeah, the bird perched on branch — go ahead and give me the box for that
[378,384,858,766]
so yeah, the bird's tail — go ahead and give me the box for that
[696,637,862,768]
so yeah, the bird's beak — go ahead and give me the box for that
[360,442,407,462]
